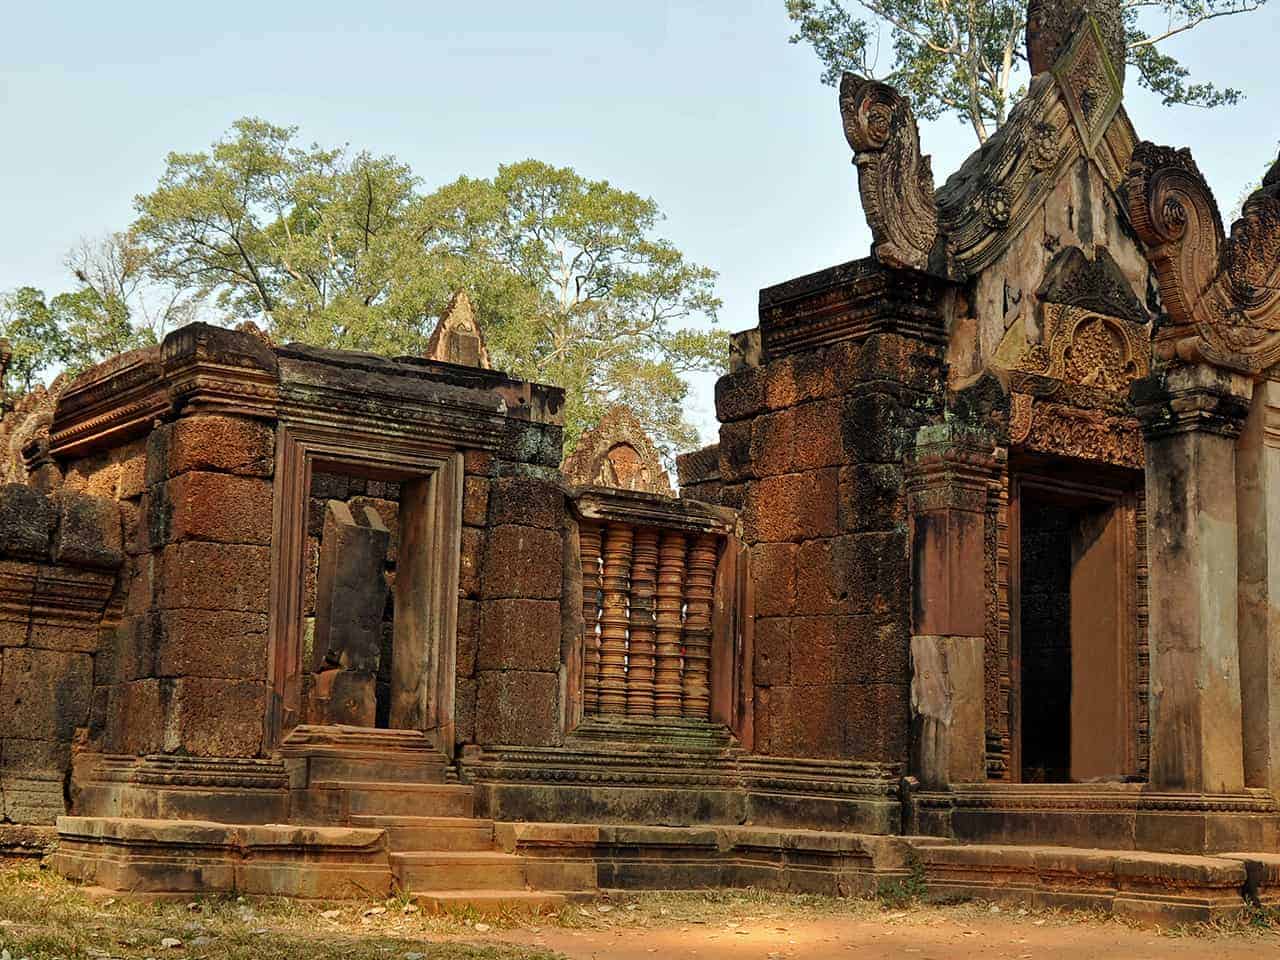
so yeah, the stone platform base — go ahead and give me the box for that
[48,815,1280,924]
[911,840,1275,925]
[912,783,1280,854]
[53,817,392,899]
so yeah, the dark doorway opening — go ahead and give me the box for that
[1011,461,1143,784]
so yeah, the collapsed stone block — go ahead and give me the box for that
[310,501,390,726]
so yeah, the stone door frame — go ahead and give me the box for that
[266,419,463,755]
[1005,458,1146,783]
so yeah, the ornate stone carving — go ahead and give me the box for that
[839,73,938,272]
[1014,304,1149,391]
[598,522,633,717]
[1009,393,1145,468]
[1027,0,1125,84]
[681,533,717,721]
[1127,143,1280,374]
[561,405,672,494]
[423,290,491,368]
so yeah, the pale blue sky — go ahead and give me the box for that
[2,1,1277,443]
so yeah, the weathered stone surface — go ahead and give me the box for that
[750,542,796,617]
[158,542,270,612]
[911,635,986,787]
[155,610,269,679]
[0,647,93,741]
[480,526,563,600]
[456,598,479,677]
[459,527,484,598]
[753,617,791,686]
[153,472,273,546]
[838,464,905,532]
[488,477,563,529]
[166,415,275,478]
[49,492,122,570]
[463,477,490,527]
[476,670,560,746]
[313,501,390,680]
[478,598,562,671]
[742,471,838,543]
[166,678,267,756]
[0,484,55,558]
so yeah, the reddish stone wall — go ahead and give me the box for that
[467,467,567,749]
[716,333,943,762]
[0,484,120,824]
[103,414,276,759]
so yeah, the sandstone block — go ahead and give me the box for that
[480,526,563,600]
[749,409,796,478]
[158,542,270,612]
[764,684,843,759]
[789,616,839,685]
[347,496,399,564]
[0,647,92,741]
[718,421,754,483]
[456,598,479,677]
[714,366,768,423]
[117,440,148,500]
[53,493,123,569]
[166,678,267,757]
[167,414,275,478]
[476,670,560,746]
[841,392,918,464]
[796,539,849,615]
[752,618,791,686]
[488,477,563,530]
[106,678,164,755]
[844,681,910,762]
[478,598,562,671]
[158,472,274,545]
[750,542,796,617]
[463,477,490,527]
[464,449,495,478]
[835,615,910,684]
[156,610,269,679]
[0,485,55,558]
[459,528,484,598]
[835,532,909,617]
[838,464,906,532]
[742,471,838,543]
[454,676,477,744]
[791,399,844,471]
[314,501,390,676]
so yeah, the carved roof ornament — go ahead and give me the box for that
[1127,144,1280,374]
[424,290,491,368]
[844,0,1134,283]
[839,73,939,272]
[561,405,672,495]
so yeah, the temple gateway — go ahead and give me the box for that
[3,0,1280,924]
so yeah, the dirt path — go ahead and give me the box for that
[491,910,1276,960]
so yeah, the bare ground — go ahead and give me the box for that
[1,863,1278,960]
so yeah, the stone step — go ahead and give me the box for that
[392,851,527,891]
[411,889,571,915]
[304,755,450,785]
[311,780,475,818]
[350,815,495,851]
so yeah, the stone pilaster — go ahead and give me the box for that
[1132,363,1252,793]
[905,423,996,788]
[1236,376,1280,793]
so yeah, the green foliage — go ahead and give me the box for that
[786,0,1266,143]
[125,121,725,455]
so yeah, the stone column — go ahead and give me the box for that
[905,423,993,788]
[1132,363,1252,793]
[1236,375,1280,792]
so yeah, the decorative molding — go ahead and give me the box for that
[839,73,938,272]
[1127,143,1280,374]
[1009,394,1144,468]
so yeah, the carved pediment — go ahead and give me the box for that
[842,6,1135,283]
[1127,144,1280,374]
[562,405,672,495]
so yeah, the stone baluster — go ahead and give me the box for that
[580,523,603,715]
[627,527,659,717]
[682,533,717,720]
[598,523,634,716]
[654,531,687,718]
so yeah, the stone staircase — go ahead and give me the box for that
[281,725,590,912]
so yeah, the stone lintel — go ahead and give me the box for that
[573,486,736,536]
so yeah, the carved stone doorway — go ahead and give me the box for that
[1008,458,1145,783]
[266,421,464,757]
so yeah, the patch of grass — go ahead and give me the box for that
[0,866,563,960]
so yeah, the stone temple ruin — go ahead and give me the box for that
[3,0,1280,923]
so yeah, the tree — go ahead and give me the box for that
[128,121,724,454]
[785,0,1267,143]
[0,234,187,400]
